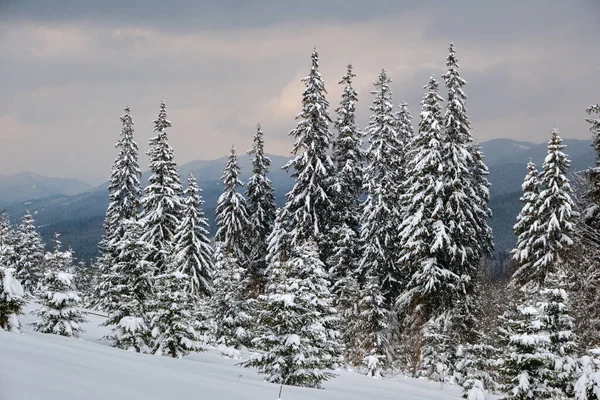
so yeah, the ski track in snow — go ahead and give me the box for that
[0,303,472,400]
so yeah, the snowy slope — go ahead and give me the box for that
[0,306,467,400]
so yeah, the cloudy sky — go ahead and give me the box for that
[1,0,599,184]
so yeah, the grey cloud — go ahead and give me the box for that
[0,1,599,184]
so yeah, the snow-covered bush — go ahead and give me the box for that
[0,265,25,332]
[575,349,600,400]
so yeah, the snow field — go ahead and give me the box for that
[0,303,467,400]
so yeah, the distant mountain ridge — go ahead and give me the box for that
[0,172,93,206]
[2,138,596,260]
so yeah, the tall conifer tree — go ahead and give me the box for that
[215,146,250,262]
[140,101,184,274]
[329,63,364,305]
[213,147,253,350]
[531,129,576,285]
[512,161,543,286]
[246,124,276,295]
[14,209,45,292]
[397,75,454,333]
[439,44,492,335]
[102,219,154,352]
[96,106,142,308]
[584,103,600,229]
[358,69,403,305]
[172,174,214,297]
[283,48,336,262]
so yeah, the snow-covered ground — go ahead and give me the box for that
[1,304,465,400]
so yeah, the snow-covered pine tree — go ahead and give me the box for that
[149,270,201,358]
[172,173,214,297]
[283,48,336,263]
[470,139,494,260]
[96,106,142,309]
[32,235,87,337]
[0,245,24,332]
[246,124,276,295]
[243,240,341,388]
[139,101,184,274]
[441,42,488,297]
[584,103,600,229]
[499,300,553,399]
[358,69,403,305]
[102,219,154,352]
[215,145,251,264]
[538,270,578,397]
[511,161,543,286]
[530,129,577,286]
[329,63,364,305]
[211,246,253,353]
[14,209,45,293]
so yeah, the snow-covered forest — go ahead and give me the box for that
[2,44,600,400]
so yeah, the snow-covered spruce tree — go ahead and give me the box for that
[499,300,553,400]
[573,103,600,352]
[283,48,336,263]
[538,270,578,397]
[243,240,341,388]
[511,161,543,286]
[96,106,142,309]
[149,270,201,358]
[358,69,403,305]
[0,245,25,332]
[584,103,600,229]
[215,146,251,264]
[420,312,454,382]
[394,101,414,172]
[14,209,45,293]
[575,349,600,400]
[456,339,499,399]
[172,173,214,298]
[102,219,154,353]
[397,75,453,331]
[246,124,276,296]
[139,101,184,275]
[74,261,99,307]
[0,213,18,268]
[470,138,494,259]
[329,63,364,304]
[441,42,491,296]
[530,129,577,286]
[264,208,292,274]
[455,297,501,399]
[32,235,87,337]
[211,245,253,353]
[212,147,253,352]
[355,266,390,376]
